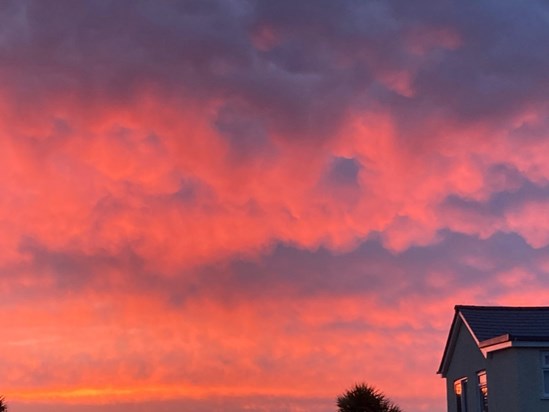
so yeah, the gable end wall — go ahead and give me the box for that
[444,320,486,412]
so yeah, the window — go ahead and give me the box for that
[454,378,468,412]
[542,351,549,397]
[477,371,488,412]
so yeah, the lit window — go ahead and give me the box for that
[454,378,468,412]
[477,371,488,412]
[542,352,549,397]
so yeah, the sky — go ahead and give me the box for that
[1,0,549,411]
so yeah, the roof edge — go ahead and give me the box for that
[456,305,549,311]
[437,307,462,376]
[479,333,510,348]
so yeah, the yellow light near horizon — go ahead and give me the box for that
[6,382,319,405]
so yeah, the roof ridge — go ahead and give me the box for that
[456,305,549,311]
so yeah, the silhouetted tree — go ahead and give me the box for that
[0,396,7,412]
[337,383,402,412]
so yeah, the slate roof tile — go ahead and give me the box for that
[458,305,549,343]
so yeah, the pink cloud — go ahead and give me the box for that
[1,1,549,412]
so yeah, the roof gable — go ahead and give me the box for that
[437,308,481,376]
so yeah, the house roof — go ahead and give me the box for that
[459,305,549,343]
[437,305,549,376]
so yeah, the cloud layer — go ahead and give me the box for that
[1,1,549,411]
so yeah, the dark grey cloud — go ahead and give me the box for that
[2,0,546,148]
[11,236,145,294]
[8,220,549,319]
[395,0,549,140]
[151,230,549,310]
[440,171,549,218]
[326,157,361,187]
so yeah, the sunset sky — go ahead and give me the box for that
[2,1,549,411]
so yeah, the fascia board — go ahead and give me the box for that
[481,340,549,356]
[437,312,462,376]
[458,311,481,348]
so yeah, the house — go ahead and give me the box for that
[437,305,549,412]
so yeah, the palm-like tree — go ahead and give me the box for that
[337,383,402,412]
[0,396,7,412]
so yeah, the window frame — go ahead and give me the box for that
[454,377,468,412]
[541,351,549,398]
[477,370,488,412]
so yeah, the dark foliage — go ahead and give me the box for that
[337,383,402,412]
[0,396,7,412]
